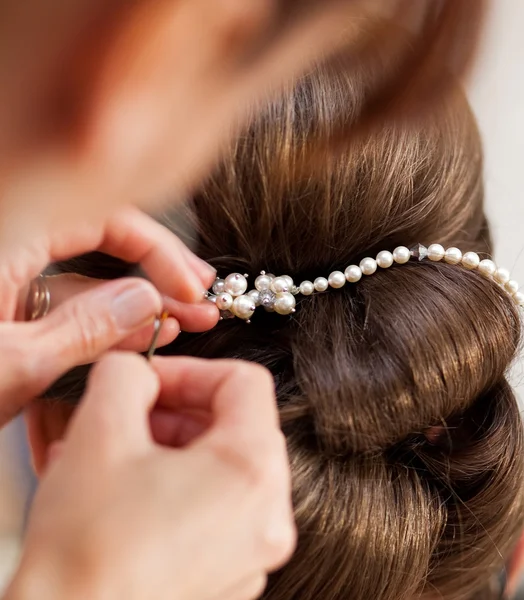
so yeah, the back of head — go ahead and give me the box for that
[52,49,524,600]
[165,57,524,600]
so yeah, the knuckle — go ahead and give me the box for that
[258,432,290,483]
[245,574,268,600]
[234,361,275,392]
[5,332,43,393]
[262,517,297,569]
[65,301,108,358]
[213,433,288,493]
[210,435,266,485]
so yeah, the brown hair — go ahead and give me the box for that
[50,35,524,600]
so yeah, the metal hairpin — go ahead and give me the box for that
[147,311,169,360]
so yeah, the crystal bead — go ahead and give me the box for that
[410,244,428,261]
[219,310,235,320]
[259,290,276,310]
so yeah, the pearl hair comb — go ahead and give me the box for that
[206,243,524,322]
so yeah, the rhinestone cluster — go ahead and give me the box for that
[207,244,524,321]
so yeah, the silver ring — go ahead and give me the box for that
[25,274,51,321]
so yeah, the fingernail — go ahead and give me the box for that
[199,259,217,279]
[188,251,216,283]
[195,259,217,288]
[112,283,160,331]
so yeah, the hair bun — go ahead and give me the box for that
[283,260,520,455]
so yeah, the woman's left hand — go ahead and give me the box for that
[0,206,218,427]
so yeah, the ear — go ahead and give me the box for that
[24,402,75,477]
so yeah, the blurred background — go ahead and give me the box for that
[1,0,523,592]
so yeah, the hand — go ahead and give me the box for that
[6,353,296,600]
[0,207,218,426]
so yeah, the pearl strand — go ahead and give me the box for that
[207,244,524,321]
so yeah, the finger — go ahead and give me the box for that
[0,278,161,422]
[70,208,215,303]
[65,352,159,462]
[162,296,219,332]
[150,407,210,447]
[0,209,215,320]
[115,317,180,352]
[101,208,217,302]
[18,273,193,350]
[223,574,268,600]
[47,441,66,466]
[151,357,278,438]
[15,273,101,322]
[101,209,216,300]
[29,278,162,391]
[18,272,214,348]
[151,356,296,572]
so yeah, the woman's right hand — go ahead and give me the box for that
[6,353,296,600]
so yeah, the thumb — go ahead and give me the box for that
[64,352,160,462]
[0,278,161,426]
[31,278,162,392]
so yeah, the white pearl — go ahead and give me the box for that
[247,289,261,306]
[255,274,273,292]
[314,277,329,292]
[345,265,362,283]
[300,281,314,296]
[393,246,410,264]
[270,276,290,294]
[505,280,520,295]
[283,275,294,289]
[328,271,346,289]
[494,267,511,285]
[376,251,394,269]
[231,295,256,320]
[212,279,226,294]
[514,291,524,306]
[360,257,377,276]
[462,252,480,270]
[224,273,248,296]
[478,259,497,277]
[216,292,233,310]
[274,292,296,315]
[428,244,445,262]
[444,247,462,265]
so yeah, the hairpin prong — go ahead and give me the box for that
[147,311,169,361]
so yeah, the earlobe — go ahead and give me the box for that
[24,401,74,477]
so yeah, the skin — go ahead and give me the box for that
[0,1,389,597]
[0,206,219,427]
[5,354,296,600]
